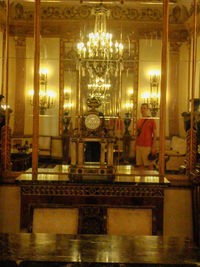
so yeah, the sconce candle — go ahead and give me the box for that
[146,70,161,116]
[29,69,56,115]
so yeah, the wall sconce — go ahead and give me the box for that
[142,71,160,117]
[63,103,73,113]
[64,89,72,114]
[125,89,134,114]
[29,69,56,115]
[125,103,133,114]
[64,89,71,99]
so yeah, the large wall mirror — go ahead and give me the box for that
[60,38,139,134]
[0,0,199,178]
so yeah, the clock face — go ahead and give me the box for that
[85,114,101,130]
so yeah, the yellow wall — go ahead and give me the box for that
[25,37,60,136]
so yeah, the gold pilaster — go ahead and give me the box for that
[100,141,106,165]
[32,0,40,180]
[168,42,180,137]
[71,138,77,166]
[78,140,84,166]
[13,37,26,136]
[59,39,64,136]
[107,140,114,166]
[190,0,197,173]
[3,0,9,174]
[159,0,169,175]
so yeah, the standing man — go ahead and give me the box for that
[134,103,157,169]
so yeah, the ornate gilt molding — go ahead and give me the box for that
[8,3,196,42]
[14,37,26,47]
[169,42,181,53]
[11,2,198,25]
[11,3,164,22]
[20,183,165,197]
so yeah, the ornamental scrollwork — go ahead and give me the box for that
[169,4,189,24]
[10,1,199,27]
[14,37,26,47]
[20,184,165,198]
[11,3,163,22]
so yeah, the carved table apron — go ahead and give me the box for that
[17,177,169,235]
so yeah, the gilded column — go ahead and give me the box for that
[107,139,114,166]
[100,140,106,166]
[78,139,84,166]
[168,42,180,137]
[71,138,77,166]
[13,37,26,136]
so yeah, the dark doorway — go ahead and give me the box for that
[84,142,101,163]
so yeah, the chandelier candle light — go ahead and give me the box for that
[88,77,111,100]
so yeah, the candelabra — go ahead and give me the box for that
[29,70,56,115]
[63,89,73,114]
[142,71,160,117]
[125,89,134,115]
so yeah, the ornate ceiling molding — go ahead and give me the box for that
[10,3,164,22]
[9,2,191,24]
[4,2,195,42]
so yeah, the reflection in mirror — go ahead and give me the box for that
[1,1,35,175]
[0,0,198,179]
[166,0,194,175]
[0,1,10,173]
[58,1,163,179]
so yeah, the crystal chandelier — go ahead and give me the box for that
[77,6,123,61]
[88,77,111,101]
[77,6,123,112]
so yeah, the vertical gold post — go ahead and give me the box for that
[3,0,9,173]
[159,0,168,175]
[32,0,40,180]
[80,63,83,130]
[119,62,122,115]
[1,30,5,95]
[13,38,26,136]
[59,39,64,136]
[187,41,191,112]
[77,61,81,133]
[190,0,197,173]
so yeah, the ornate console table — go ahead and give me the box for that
[16,173,170,235]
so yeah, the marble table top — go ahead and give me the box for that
[0,234,199,265]
[16,165,170,185]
